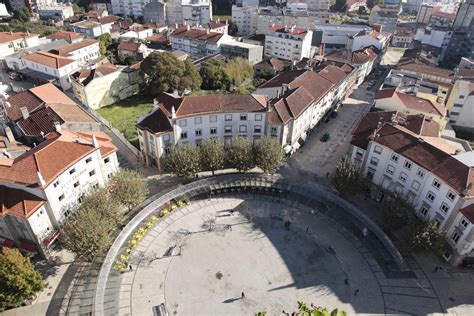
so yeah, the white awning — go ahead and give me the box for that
[284,145,292,154]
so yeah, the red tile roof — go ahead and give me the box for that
[375,88,446,117]
[258,70,306,88]
[268,25,308,36]
[318,65,347,85]
[118,41,141,52]
[268,87,314,124]
[0,186,45,219]
[5,90,44,122]
[54,39,98,56]
[289,71,334,103]
[325,47,378,65]
[396,59,454,81]
[172,28,223,42]
[22,51,75,69]
[46,31,83,43]
[136,108,173,135]
[0,32,38,44]
[17,107,63,137]
[460,204,474,224]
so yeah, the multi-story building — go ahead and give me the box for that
[71,63,142,109]
[8,0,55,13]
[325,47,378,85]
[369,5,400,34]
[458,57,474,69]
[445,68,474,131]
[0,32,41,60]
[37,3,75,21]
[443,0,474,65]
[68,16,119,38]
[232,5,259,36]
[374,88,447,129]
[350,111,474,266]
[391,26,414,48]
[6,51,78,90]
[50,39,100,66]
[170,26,233,58]
[46,31,85,44]
[220,41,263,64]
[414,26,452,61]
[264,25,313,61]
[0,129,119,258]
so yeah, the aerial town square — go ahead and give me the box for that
[0,0,473,315]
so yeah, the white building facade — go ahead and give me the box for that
[264,25,313,61]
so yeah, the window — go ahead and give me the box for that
[426,191,436,202]
[240,114,247,121]
[73,181,80,188]
[104,157,110,164]
[225,114,232,121]
[58,194,65,201]
[399,172,408,182]
[391,154,399,162]
[69,168,76,175]
[164,147,171,154]
[440,203,450,214]
[417,169,425,178]
[254,125,261,133]
[53,180,60,188]
[460,218,469,228]
[386,165,395,175]
[239,125,247,133]
[255,114,262,121]
[210,115,217,122]
[432,179,441,189]
[366,169,375,180]
[225,126,232,133]
[163,134,170,142]
[411,180,420,191]
[194,117,202,124]
[404,161,412,170]
[374,145,383,154]
[195,129,202,137]
[369,157,379,166]
[180,132,187,139]
[271,126,278,134]
[433,218,441,228]
[89,170,96,176]
[447,191,456,201]
[86,157,92,163]
[420,205,429,217]
[179,119,187,127]
[210,127,217,134]
[451,232,460,244]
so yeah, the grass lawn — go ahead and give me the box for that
[97,95,153,148]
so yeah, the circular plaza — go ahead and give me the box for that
[94,175,408,315]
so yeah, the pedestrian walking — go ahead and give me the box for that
[326,172,330,178]
[306,226,309,233]
[433,266,439,273]
[129,264,133,271]
[362,227,368,238]
[354,288,359,296]
[241,292,245,299]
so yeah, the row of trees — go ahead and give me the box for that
[165,137,285,178]
[332,158,446,254]
[200,57,254,91]
[256,301,346,316]
[61,169,148,261]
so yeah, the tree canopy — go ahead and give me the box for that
[165,143,202,178]
[97,33,113,55]
[0,248,45,311]
[227,137,255,172]
[108,169,148,211]
[140,53,201,96]
[13,8,30,23]
[200,139,225,175]
[332,158,367,196]
[199,57,253,91]
[254,137,285,174]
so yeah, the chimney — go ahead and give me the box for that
[171,106,176,119]
[4,126,14,143]
[37,171,46,186]
[153,98,159,108]
[92,134,99,148]
[20,107,29,119]
[54,121,61,132]
[186,24,190,31]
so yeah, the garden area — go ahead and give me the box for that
[97,95,153,148]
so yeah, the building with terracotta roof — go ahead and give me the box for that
[170,26,233,58]
[0,129,119,258]
[68,17,116,37]
[50,38,100,65]
[254,58,291,77]
[264,25,313,61]
[46,31,85,44]
[37,3,75,21]
[0,32,41,59]
[119,24,154,41]
[3,83,100,144]
[71,63,142,109]
[117,41,149,59]
[350,110,474,266]
[368,4,400,34]
[396,59,454,88]
[374,88,447,128]
[15,51,78,90]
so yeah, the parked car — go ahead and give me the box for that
[9,72,23,81]
[320,132,330,142]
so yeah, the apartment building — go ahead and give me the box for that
[68,16,119,38]
[220,41,263,64]
[232,5,259,36]
[369,5,400,34]
[350,111,474,266]
[391,26,414,48]
[50,39,100,66]
[445,68,474,131]
[37,3,75,21]
[0,130,119,258]
[325,47,378,85]
[0,32,41,60]
[256,7,329,35]
[170,26,233,58]
[264,25,313,61]
[46,31,85,44]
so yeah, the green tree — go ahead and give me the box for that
[13,7,30,23]
[72,3,84,14]
[165,143,202,178]
[254,137,285,174]
[116,54,137,65]
[226,57,253,87]
[108,169,149,211]
[0,248,45,311]
[332,157,367,196]
[141,52,201,96]
[409,222,446,255]
[228,21,238,36]
[227,137,254,172]
[200,139,225,175]
[257,301,346,315]
[199,58,231,90]
[97,33,113,55]
[182,58,202,92]
[380,193,417,230]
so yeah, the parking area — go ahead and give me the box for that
[0,69,36,93]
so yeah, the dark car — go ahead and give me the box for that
[320,132,330,142]
[330,110,338,118]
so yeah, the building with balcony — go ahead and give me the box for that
[349,111,474,266]
[0,32,41,60]
[369,5,400,34]
[37,3,75,21]
[264,25,313,62]
[170,26,233,58]
[220,41,263,64]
